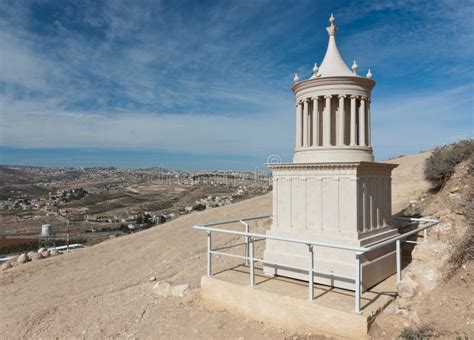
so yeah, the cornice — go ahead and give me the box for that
[267,161,398,171]
[292,76,375,94]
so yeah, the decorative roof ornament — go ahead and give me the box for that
[326,13,338,36]
[366,69,373,79]
[293,73,300,82]
[316,14,353,77]
[351,60,358,75]
[310,63,319,79]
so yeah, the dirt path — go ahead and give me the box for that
[0,153,433,339]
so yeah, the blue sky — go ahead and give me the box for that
[0,0,473,169]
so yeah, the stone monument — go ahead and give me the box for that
[263,15,398,291]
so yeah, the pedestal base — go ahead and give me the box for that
[264,161,398,291]
[263,235,397,291]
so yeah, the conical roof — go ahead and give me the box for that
[315,14,353,78]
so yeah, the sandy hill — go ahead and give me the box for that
[0,152,438,339]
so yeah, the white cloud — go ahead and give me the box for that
[372,84,473,159]
[0,31,51,91]
[2,83,471,162]
[0,99,294,156]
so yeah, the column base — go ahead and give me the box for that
[293,146,373,163]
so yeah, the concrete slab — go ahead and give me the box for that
[200,265,397,338]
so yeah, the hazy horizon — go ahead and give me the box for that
[0,143,440,171]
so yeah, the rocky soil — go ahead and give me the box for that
[370,160,473,339]
[1,152,471,339]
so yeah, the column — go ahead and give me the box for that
[296,101,303,148]
[337,95,345,146]
[312,97,319,146]
[358,97,366,146]
[350,96,357,146]
[303,99,309,147]
[323,95,332,146]
[367,99,371,147]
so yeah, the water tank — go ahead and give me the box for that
[41,224,53,237]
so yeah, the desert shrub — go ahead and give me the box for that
[399,328,436,339]
[193,203,206,211]
[400,204,422,218]
[424,140,474,191]
[120,224,130,234]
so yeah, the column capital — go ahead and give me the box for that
[350,95,358,99]
[359,96,368,102]
[311,96,320,101]
[338,94,347,99]
[324,95,332,99]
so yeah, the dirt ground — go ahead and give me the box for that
[0,193,282,339]
[1,152,466,339]
[370,261,474,339]
[385,151,432,214]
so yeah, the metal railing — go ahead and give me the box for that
[193,215,439,313]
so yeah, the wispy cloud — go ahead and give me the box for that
[373,84,473,158]
[0,107,293,156]
[0,0,472,167]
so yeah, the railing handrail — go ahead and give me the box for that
[199,214,272,227]
[393,216,438,223]
[364,221,438,252]
[193,224,368,253]
[194,215,439,255]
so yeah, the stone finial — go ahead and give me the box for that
[310,63,319,79]
[312,63,319,74]
[293,73,300,82]
[366,69,373,79]
[326,14,338,36]
[351,60,358,75]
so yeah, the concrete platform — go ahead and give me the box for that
[200,265,397,338]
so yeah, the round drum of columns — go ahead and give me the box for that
[292,76,374,163]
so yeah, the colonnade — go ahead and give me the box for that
[295,95,371,148]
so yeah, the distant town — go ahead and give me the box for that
[0,165,271,255]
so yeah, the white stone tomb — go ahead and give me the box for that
[263,15,398,291]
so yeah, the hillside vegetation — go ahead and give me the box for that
[424,139,473,191]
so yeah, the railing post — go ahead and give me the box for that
[396,239,401,283]
[423,228,428,243]
[241,220,250,266]
[249,237,254,287]
[207,231,212,276]
[354,253,361,313]
[308,245,314,302]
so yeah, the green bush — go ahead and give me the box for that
[424,140,474,191]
